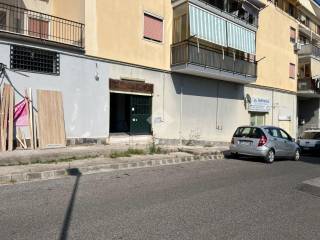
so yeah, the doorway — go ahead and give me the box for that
[110,93,152,135]
[250,112,266,126]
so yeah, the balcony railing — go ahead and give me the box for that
[298,77,320,93]
[171,41,257,77]
[298,44,320,58]
[0,3,84,48]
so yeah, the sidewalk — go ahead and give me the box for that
[0,144,154,166]
[0,144,228,185]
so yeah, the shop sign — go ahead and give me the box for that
[248,97,271,112]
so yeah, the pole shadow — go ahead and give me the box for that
[59,168,82,240]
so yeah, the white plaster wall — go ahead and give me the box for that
[245,86,298,137]
[0,42,109,139]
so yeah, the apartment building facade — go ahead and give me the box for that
[2,0,316,146]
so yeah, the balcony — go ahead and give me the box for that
[171,41,257,84]
[298,77,320,97]
[172,0,265,28]
[298,44,320,59]
[0,3,84,49]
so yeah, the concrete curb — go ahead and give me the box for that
[298,177,320,197]
[0,152,224,185]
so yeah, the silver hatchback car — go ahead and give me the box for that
[230,126,300,163]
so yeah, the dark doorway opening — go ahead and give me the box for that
[110,93,131,133]
[110,93,152,135]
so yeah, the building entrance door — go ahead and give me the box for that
[110,93,152,135]
[130,95,152,134]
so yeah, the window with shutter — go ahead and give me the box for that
[28,17,49,39]
[289,63,296,79]
[144,13,163,43]
[0,10,7,30]
[290,27,296,43]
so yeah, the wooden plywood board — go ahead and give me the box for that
[8,85,14,151]
[1,85,10,151]
[37,90,66,149]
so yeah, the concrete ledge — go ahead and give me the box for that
[0,151,225,185]
[298,177,320,197]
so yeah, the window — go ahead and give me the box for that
[0,9,8,30]
[289,63,296,79]
[28,17,49,39]
[305,63,311,77]
[10,45,60,74]
[267,128,281,138]
[301,132,320,139]
[290,27,296,43]
[173,14,187,43]
[144,13,163,43]
[279,129,291,140]
[234,127,264,139]
[250,113,265,126]
[288,3,295,17]
[299,63,310,78]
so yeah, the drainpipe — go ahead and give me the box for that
[216,82,220,130]
[179,79,183,146]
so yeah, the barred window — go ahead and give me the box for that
[10,45,60,74]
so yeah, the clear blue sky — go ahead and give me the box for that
[315,0,320,6]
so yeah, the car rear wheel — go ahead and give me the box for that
[293,149,300,161]
[230,152,239,159]
[265,150,275,164]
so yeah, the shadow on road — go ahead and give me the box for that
[223,150,265,163]
[59,168,82,240]
[300,154,320,165]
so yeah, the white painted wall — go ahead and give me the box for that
[0,42,109,139]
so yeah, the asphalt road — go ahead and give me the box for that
[0,156,320,240]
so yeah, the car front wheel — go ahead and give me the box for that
[293,149,300,161]
[265,150,275,164]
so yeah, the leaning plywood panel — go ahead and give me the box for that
[1,85,10,151]
[8,86,14,151]
[37,90,66,149]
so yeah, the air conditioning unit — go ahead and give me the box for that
[294,42,302,51]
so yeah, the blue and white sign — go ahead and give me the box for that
[248,97,271,112]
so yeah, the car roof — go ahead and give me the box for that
[237,125,278,129]
[304,129,320,133]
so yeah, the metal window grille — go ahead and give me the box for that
[10,45,60,74]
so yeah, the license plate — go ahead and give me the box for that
[240,141,252,146]
[303,147,310,150]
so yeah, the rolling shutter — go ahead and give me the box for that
[189,4,256,54]
[144,14,163,42]
[227,22,256,55]
[189,4,227,47]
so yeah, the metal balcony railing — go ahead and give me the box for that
[298,44,320,58]
[298,77,320,93]
[0,3,84,48]
[171,41,257,77]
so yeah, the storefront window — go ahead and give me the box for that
[250,113,266,126]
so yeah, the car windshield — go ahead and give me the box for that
[233,127,264,138]
[301,132,320,140]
